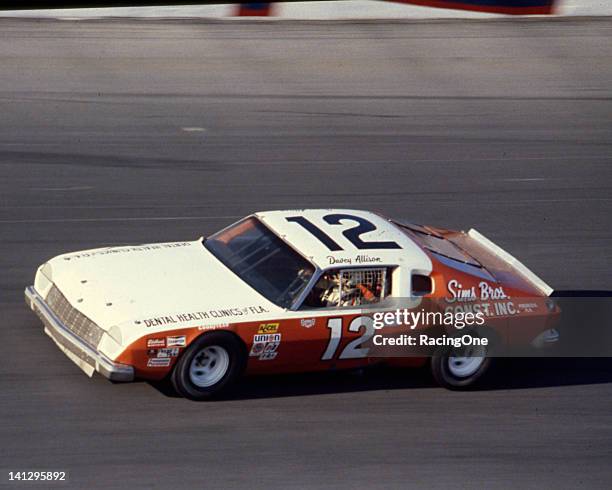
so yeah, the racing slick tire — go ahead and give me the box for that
[430,334,493,390]
[171,332,246,400]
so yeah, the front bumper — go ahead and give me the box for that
[25,286,134,382]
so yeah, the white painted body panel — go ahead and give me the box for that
[468,229,554,296]
[256,209,432,273]
[38,240,281,349]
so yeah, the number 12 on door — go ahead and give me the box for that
[321,316,375,360]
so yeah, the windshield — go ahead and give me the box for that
[204,217,315,308]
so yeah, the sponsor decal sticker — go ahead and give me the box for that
[253,333,281,343]
[147,357,172,368]
[446,280,509,303]
[259,351,278,360]
[62,242,193,261]
[249,333,281,361]
[250,342,265,357]
[257,323,279,334]
[142,306,269,327]
[327,254,382,266]
[198,323,230,331]
[445,301,518,317]
[518,302,538,312]
[147,338,165,348]
[156,347,180,358]
[300,318,316,328]
[167,335,187,347]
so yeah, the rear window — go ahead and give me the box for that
[395,222,480,266]
[396,222,496,282]
[414,233,481,266]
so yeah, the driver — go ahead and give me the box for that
[313,271,378,307]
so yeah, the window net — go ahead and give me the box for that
[338,268,386,306]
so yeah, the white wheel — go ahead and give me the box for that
[188,345,230,388]
[172,332,246,400]
[447,344,486,378]
[431,336,492,389]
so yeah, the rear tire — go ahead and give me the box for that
[431,337,492,390]
[171,332,246,400]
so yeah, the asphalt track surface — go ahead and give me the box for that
[1,17,611,489]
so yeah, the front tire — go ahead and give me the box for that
[171,332,246,400]
[431,338,492,390]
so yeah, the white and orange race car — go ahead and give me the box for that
[25,209,559,399]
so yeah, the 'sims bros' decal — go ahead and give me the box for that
[446,279,508,303]
[445,279,520,317]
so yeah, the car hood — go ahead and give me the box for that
[39,240,280,336]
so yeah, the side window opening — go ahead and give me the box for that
[302,267,390,309]
[412,274,433,296]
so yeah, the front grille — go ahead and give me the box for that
[34,303,97,367]
[45,285,105,348]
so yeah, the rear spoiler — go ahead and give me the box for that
[468,229,554,297]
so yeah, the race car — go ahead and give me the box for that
[25,209,559,400]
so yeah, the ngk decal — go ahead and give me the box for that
[166,335,187,347]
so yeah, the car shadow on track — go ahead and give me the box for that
[148,357,612,400]
[149,365,435,400]
[480,357,612,391]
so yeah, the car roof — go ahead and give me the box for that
[255,209,431,272]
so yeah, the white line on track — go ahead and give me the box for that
[502,178,547,182]
[205,156,612,166]
[2,197,612,226]
[0,216,240,224]
[30,186,94,191]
